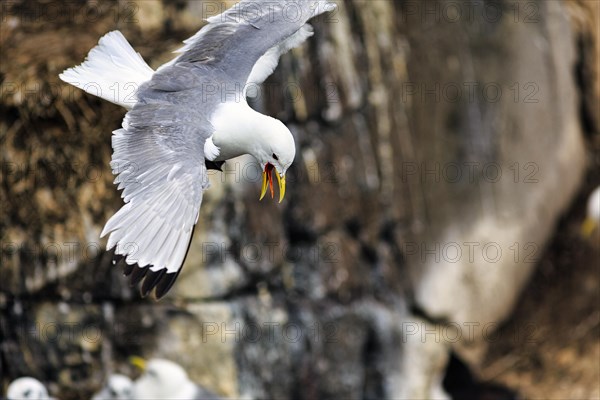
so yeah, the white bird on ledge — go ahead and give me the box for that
[6,377,54,400]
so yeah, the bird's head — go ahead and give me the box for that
[254,119,296,203]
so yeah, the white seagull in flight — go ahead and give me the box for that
[59,0,336,298]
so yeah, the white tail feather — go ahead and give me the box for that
[59,31,154,109]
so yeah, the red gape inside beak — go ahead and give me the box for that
[260,163,275,200]
[260,163,286,202]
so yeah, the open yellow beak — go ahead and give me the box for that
[260,163,286,203]
[129,356,147,371]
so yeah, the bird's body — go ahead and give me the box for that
[60,0,336,298]
[6,377,52,400]
[131,359,220,400]
[91,374,133,400]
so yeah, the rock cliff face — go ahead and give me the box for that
[1,1,596,398]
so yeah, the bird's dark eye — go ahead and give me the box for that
[272,153,279,161]
[23,389,32,398]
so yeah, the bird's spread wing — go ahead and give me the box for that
[101,99,210,298]
[98,1,336,298]
[166,0,336,94]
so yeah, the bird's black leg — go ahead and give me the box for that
[205,160,226,171]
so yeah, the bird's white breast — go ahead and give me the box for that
[208,101,269,161]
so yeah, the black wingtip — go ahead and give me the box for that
[113,256,132,275]
[112,253,134,276]
[112,225,197,299]
[114,257,183,299]
[123,263,135,276]
[129,265,148,287]
[112,254,124,266]
[154,270,182,300]
[141,269,166,297]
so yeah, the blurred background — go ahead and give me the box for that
[1,0,599,399]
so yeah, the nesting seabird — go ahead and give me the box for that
[130,358,221,400]
[6,377,53,400]
[59,0,337,298]
[91,374,133,400]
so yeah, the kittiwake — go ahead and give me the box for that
[6,377,53,400]
[59,0,337,298]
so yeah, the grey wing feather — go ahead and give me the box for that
[170,0,336,89]
[101,98,210,276]
[245,24,315,97]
